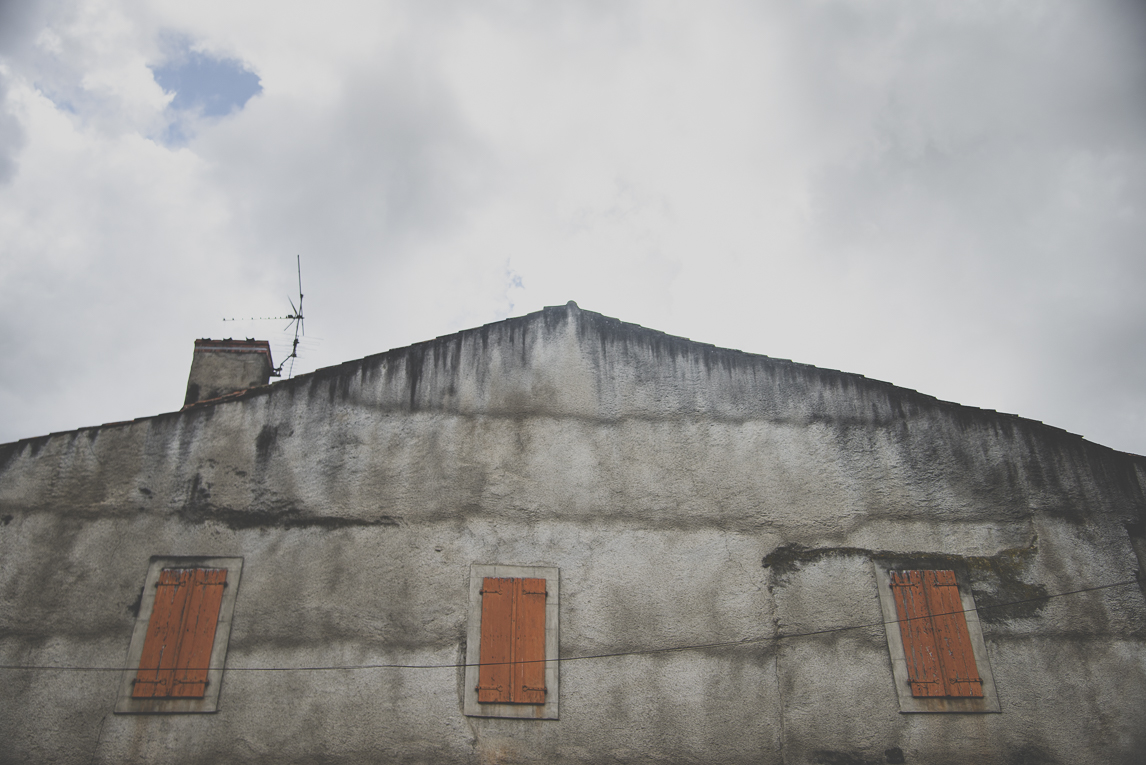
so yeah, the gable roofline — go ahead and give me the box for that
[0,302,1141,464]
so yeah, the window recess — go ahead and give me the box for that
[873,561,1000,713]
[115,556,243,714]
[465,565,559,719]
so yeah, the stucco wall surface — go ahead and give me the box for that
[1,302,1144,765]
[184,345,273,405]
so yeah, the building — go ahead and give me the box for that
[1,302,1144,764]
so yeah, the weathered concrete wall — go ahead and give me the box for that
[1,302,1144,764]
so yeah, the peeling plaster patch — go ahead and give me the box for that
[964,547,1049,623]
[176,496,404,530]
[763,543,1048,624]
[762,544,872,580]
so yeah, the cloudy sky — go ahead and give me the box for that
[1,1,1145,455]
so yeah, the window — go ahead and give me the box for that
[464,564,559,719]
[115,556,243,714]
[476,576,547,704]
[873,561,1000,713]
[889,569,983,698]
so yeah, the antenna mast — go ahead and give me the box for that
[222,255,306,378]
[277,254,305,377]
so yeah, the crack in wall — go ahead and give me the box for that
[774,646,786,765]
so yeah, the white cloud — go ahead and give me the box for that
[1,0,1145,454]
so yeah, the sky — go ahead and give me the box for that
[1,1,1145,455]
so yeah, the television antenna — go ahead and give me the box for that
[223,255,305,378]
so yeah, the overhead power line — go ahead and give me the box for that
[0,578,1138,674]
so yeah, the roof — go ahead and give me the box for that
[0,302,1135,461]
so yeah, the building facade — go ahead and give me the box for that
[1,301,1144,764]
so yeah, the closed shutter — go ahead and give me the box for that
[890,570,945,697]
[890,569,983,698]
[477,577,547,704]
[925,570,984,698]
[133,568,227,699]
[515,578,547,704]
[477,578,514,703]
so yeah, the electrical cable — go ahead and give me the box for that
[0,578,1138,673]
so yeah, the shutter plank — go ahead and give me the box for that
[478,577,514,703]
[133,569,193,698]
[890,570,945,697]
[514,578,547,704]
[923,570,984,698]
[172,568,226,698]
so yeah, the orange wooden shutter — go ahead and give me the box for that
[477,576,547,704]
[890,570,945,697]
[133,569,192,698]
[890,569,983,699]
[478,578,514,703]
[923,570,984,698]
[515,578,547,704]
[133,568,226,699]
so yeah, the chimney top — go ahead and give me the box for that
[184,339,275,407]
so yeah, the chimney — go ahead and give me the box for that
[184,338,275,406]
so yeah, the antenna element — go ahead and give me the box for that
[221,255,306,378]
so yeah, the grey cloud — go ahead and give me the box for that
[0,0,48,183]
[0,79,24,183]
[1030,299,1146,450]
[0,0,54,53]
[0,0,166,138]
[200,44,489,267]
[2,1,1146,457]
[778,1,1146,452]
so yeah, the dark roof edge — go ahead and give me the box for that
[1,303,1142,462]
